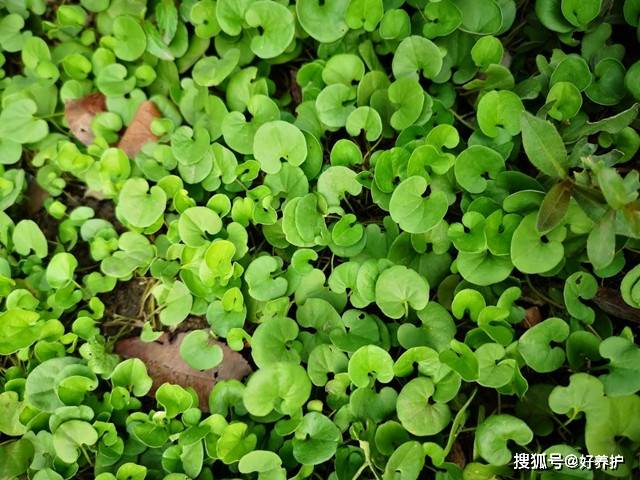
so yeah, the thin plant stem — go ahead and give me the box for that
[449,109,476,130]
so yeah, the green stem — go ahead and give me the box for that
[351,461,368,480]
[585,324,602,340]
[358,441,381,480]
[449,109,475,130]
[234,179,249,192]
[442,388,478,459]
[79,444,94,467]
[525,275,564,309]
[562,411,578,427]
[343,196,355,213]
[38,112,65,120]
[549,412,572,437]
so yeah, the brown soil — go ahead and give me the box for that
[65,181,121,229]
[101,276,151,321]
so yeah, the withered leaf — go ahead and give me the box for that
[25,179,50,216]
[446,440,467,469]
[114,331,252,410]
[117,100,161,158]
[521,306,542,329]
[594,287,640,324]
[64,92,107,145]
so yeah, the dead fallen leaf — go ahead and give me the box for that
[521,306,542,329]
[83,189,107,201]
[446,440,467,469]
[594,287,640,324]
[64,92,106,145]
[114,331,252,410]
[25,179,50,215]
[290,69,302,106]
[117,101,161,158]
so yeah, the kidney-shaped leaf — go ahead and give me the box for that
[548,373,607,418]
[511,213,566,274]
[396,377,451,436]
[245,1,295,59]
[477,90,524,138]
[296,0,349,43]
[374,265,429,319]
[598,336,640,396]
[518,317,570,373]
[292,412,341,465]
[117,178,167,229]
[389,176,449,234]
[383,441,425,480]
[254,121,307,174]
[348,345,394,388]
[180,330,224,371]
[112,16,147,61]
[53,420,98,464]
[392,36,443,81]
[454,145,505,194]
[0,309,41,355]
[475,414,533,466]
[243,362,311,416]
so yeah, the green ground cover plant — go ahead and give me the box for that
[0,0,640,479]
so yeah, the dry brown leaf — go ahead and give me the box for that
[114,331,252,410]
[594,287,640,324]
[521,306,542,329]
[446,440,467,469]
[83,189,107,201]
[290,69,302,106]
[117,101,161,158]
[64,92,106,145]
[25,179,50,215]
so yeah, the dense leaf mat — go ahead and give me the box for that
[1,0,640,479]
